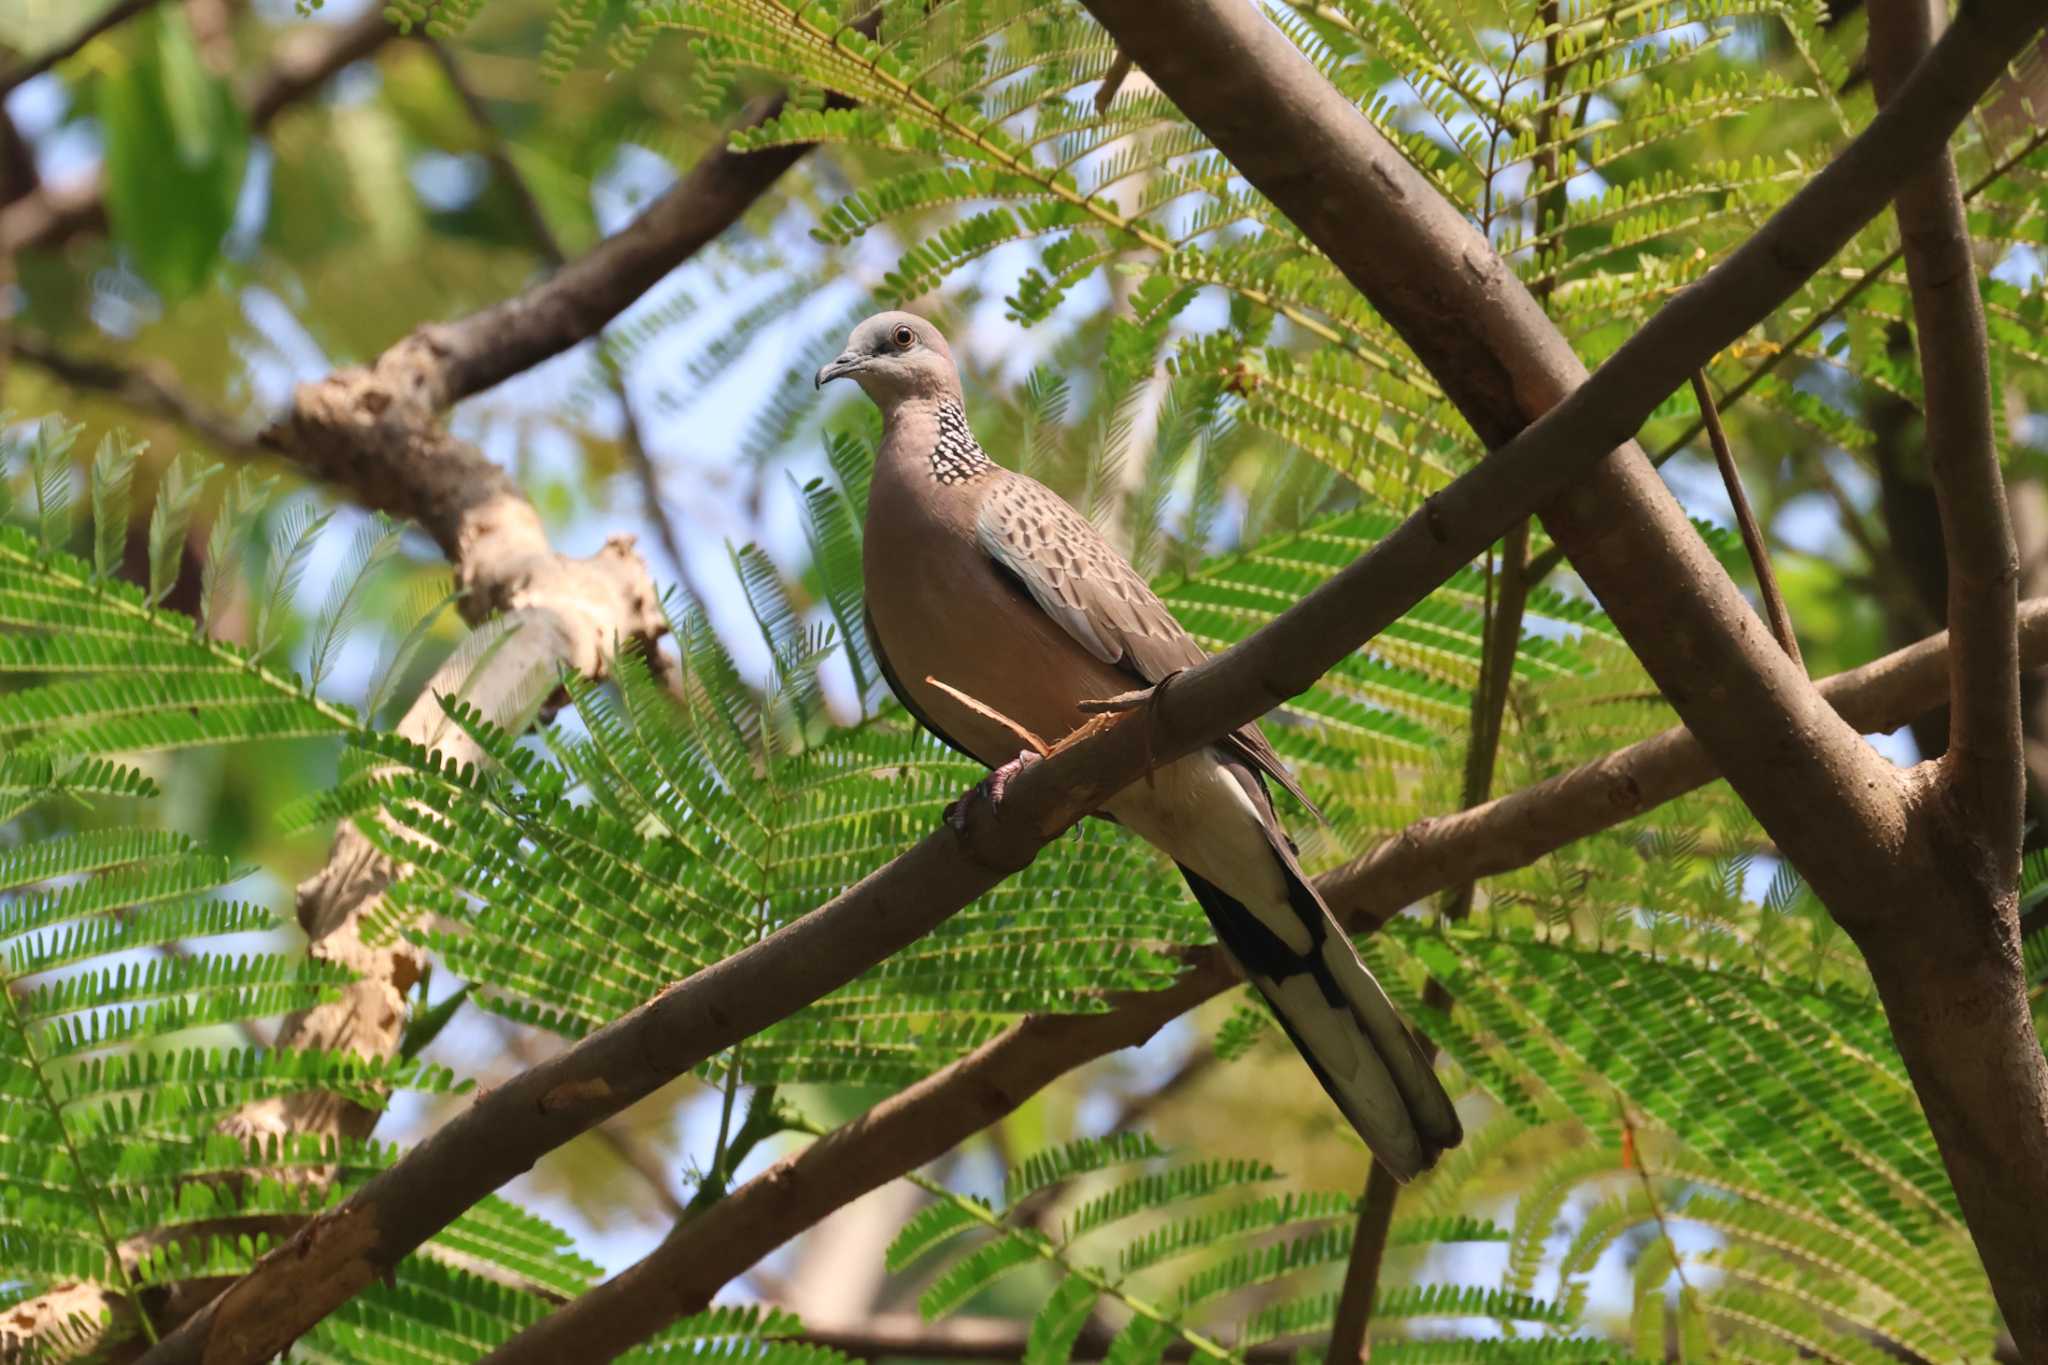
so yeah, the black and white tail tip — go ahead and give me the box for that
[1182,865,1462,1180]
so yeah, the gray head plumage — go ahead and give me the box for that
[814,311,963,404]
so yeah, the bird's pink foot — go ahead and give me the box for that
[944,749,1041,838]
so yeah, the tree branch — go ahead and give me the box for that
[424,91,812,406]
[1076,0,2048,1348]
[0,0,164,98]
[1691,370,1804,669]
[1866,0,2022,877]
[243,9,397,127]
[130,12,2047,1348]
[474,602,2048,1365]
[9,330,266,458]
[1075,0,2016,914]
[1330,521,1529,1364]
[790,1311,1307,1362]
[427,38,703,602]
[409,5,878,407]
[1324,1168,1400,1365]
[0,8,398,257]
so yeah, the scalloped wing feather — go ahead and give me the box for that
[975,471,1323,822]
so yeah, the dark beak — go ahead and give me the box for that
[815,352,864,389]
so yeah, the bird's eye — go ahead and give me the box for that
[893,325,915,348]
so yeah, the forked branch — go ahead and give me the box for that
[478,604,2048,1364]
[134,6,2048,1349]
[1076,0,2048,1347]
[1867,0,2022,868]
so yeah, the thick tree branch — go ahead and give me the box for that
[1074,0,2024,914]
[132,16,2047,1350]
[2,14,838,1357]
[475,604,2048,1365]
[1076,0,2048,1348]
[1862,0,2038,1344]
[1867,0,2022,878]
[4,255,671,1365]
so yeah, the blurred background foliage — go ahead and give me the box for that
[0,0,2045,1360]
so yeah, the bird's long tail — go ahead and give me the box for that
[1179,849,1462,1180]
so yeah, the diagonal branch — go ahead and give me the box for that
[132,13,2046,1353]
[1076,0,2048,1348]
[427,38,705,603]
[422,91,821,406]
[9,330,266,458]
[410,7,876,407]
[2,15,850,1358]
[475,602,2048,1365]
[243,9,397,127]
[1075,0,2012,909]
[1692,370,1804,669]
[0,0,164,98]
[1866,0,2022,873]
[0,8,398,257]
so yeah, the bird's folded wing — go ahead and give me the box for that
[975,475,1323,821]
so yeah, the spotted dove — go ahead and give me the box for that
[818,311,1461,1178]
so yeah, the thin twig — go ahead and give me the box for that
[925,676,1052,756]
[1618,1100,1696,1295]
[1094,48,1134,112]
[1326,520,1530,1364]
[427,40,563,262]
[1,9,400,258]
[11,332,266,457]
[1324,1169,1400,1363]
[428,37,710,612]
[1521,119,2048,590]
[1691,371,1804,671]
[128,3,2048,1354]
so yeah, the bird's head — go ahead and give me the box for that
[814,311,962,404]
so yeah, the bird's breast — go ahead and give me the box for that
[864,498,1130,765]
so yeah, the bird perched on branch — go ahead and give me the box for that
[818,311,1461,1178]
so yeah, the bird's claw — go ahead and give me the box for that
[944,748,1041,839]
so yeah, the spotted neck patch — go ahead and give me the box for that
[929,402,994,486]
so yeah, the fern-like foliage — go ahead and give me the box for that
[884,1131,1611,1362]
[329,427,1626,1105]
[615,0,2044,572]
[0,426,680,1361]
[1346,904,2001,1361]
